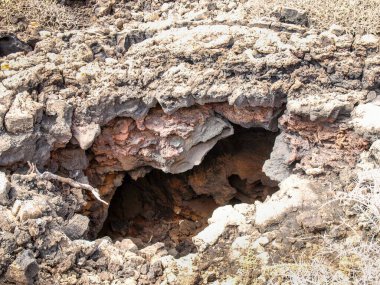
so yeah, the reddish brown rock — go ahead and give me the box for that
[92,105,234,174]
[212,103,282,131]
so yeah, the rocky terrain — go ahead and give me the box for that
[0,0,380,284]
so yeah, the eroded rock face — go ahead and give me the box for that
[0,0,379,284]
[92,105,233,174]
[100,127,277,254]
[0,8,378,171]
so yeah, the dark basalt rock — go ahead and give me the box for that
[0,34,32,57]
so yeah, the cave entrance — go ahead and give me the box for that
[99,126,278,256]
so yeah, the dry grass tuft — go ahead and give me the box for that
[246,0,380,35]
[0,0,80,30]
[265,258,350,285]
[265,239,380,285]
[338,169,380,234]
[245,169,380,285]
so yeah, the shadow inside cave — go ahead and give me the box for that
[98,125,279,256]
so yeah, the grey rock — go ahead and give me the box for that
[5,250,39,285]
[42,99,73,147]
[140,243,167,262]
[167,117,234,174]
[0,34,32,57]
[273,7,309,26]
[0,133,39,166]
[140,263,149,275]
[16,199,47,222]
[147,261,163,280]
[287,90,367,122]
[63,214,90,240]
[55,148,89,171]
[263,133,292,183]
[255,175,318,228]
[4,92,43,134]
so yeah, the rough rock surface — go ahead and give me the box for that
[0,0,379,284]
[92,105,234,174]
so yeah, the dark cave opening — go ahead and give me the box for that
[99,125,279,256]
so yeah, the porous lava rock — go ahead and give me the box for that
[0,0,379,284]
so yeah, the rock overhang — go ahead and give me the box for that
[0,1,379,283]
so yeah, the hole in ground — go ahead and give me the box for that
[99,126,279,256]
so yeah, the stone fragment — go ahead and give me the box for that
[229,236,251,259]
[121,278,137,285]
[296,211,326,233]
[273,7,308,26]
[0,209,16,232]
[17,201,44,222]
[368,140,380,165]
[257,252,270,265]
[94,0,115,17]
[263,133,293,183]
[115,239,138,253]
[362,55,380,89]
[63,214,90,240]
[357,140,380,170]
[147,260,163,280]
[164,254,198,284]
[0,172,11,205]
[212,103,281,131]
[5,92,43,134]
[140,242,168,262]
[43,99,73,147]
[6,250,39,285]
[0,133,40,167]
[192,222,225,252]
[124,252,145,267]
[287,91,367,122]
[255,175,318,228]
[208,205,247,226]
[54,148,89,171]
[0,87,15,130]
[356,34,379,49]
[352,103,380,139]
[193,205,251,251]
[28,218,47,237]
[73,123,101,150]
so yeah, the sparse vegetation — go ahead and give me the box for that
[1,0,380,35]
[264,238,380,285]
[247,0,380,35]
[243,169,380,285]
[337,169,380,234]
[0,0,80,30]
